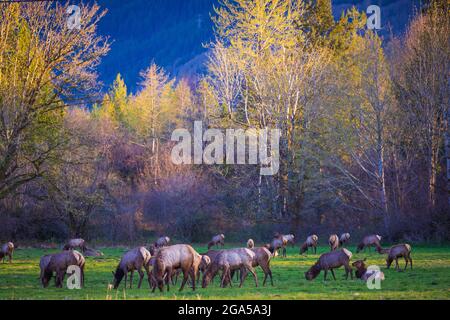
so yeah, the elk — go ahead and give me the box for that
[152,244,198,292]
[300,235,318,255]
[339,233,350,247]
[0,242,14,263]
[282,234,295,246]
[356,235,382,253]
[112,247,151,289]
[305,249,353,281]
[247,239,255,249]
[155,236,170,248]
[251,247,273,286]
[84,248,104,257]
[269,237,287,258]
[202,248,258,288]
[63,239,87,253]
[208,234,225,249]
[172,252,211,287]
[280,234,295,257]
[41,251,85,288]
[39,254,54,287]
[328,234,339,251]
[385,244,413,271]
[352,259,385,281]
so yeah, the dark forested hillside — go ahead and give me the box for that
[96,0,215,90]
[96,0,421,92]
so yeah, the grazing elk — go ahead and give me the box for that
[84,248,104,257]
[280,234,295,257]
[305,249,353,281]
[229,247,273,286]
[282,234,295,247]
[339,233,350,247]
[247,239,255,249]
[300,235,318,255]
[269,237,287,258]
[251,247,273,286]
[198,255,211,281]
[0,242,14,263]
[112,247,151,289]
[385,244,413,271]
[172,252,212,287]
[155,236,170,248]
[356,235,382,253]
[208,234,225,250]
[202,248,258,289]
[352,259,385,281]
[152,244,198,292]
[63,239,87,253]
[41,250,85,288]
[39,254,54,287]
[328,234,339,251]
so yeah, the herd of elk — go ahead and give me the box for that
[2,232,414,290]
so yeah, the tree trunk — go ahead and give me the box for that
[445,109,450,207]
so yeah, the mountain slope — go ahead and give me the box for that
[96,0,421,92]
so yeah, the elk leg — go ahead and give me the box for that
[247,266,258,287]
[324,270,328,281]
[409,255,413,270]
[330,269,337,281]
[190,265,197,291]
[239,267,248,288]
[227,269,234,288]
[137,268,144,289]
[220,266,229,288]
[179,269,189,292]
[404,257,409,271]
[166,267,172,291]
[130,270,134,289]
[282,247,286,258]
[173,270,178,285]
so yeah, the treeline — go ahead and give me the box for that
[0,0,448,244]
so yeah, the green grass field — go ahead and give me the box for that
[0,245,449,300]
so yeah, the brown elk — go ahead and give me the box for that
[356,235,382,253]
[300,235,318,255]
[386,244,413,271]
[39,254,54,287]
[269,237,287,258]
[63,239,87,253]
[208,234,225,250]
[352,259,385,281]
[0,242,14,263]
[41,251,85,288]
[339,233,350,247]
[84,248,104,257]
[202,248,258,288]
[328,234,339,251]
[152,244,198,292]
[112,247,151,289]
[305,249,353,281]
[251,247,273,286]
[155,236,170,248]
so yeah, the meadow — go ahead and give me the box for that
[0,245,449,300]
